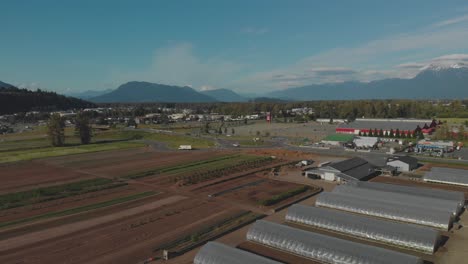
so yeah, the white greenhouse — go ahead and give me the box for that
[194,242,282,264]
[246,220,423,264]
[286,204,440,254]
[350,181,465,207]
[333,185,461,215]
[424,167,468,187]
[316,192,452,230]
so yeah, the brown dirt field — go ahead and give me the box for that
[0,160,95,193]
[238,241,320,264]
[79,151,230,177]
[197,175,305,208]
[371,176,468,198]
[0,197,237,264]
[0,183,152,223]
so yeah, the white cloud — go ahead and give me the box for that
[109,43,243,91]
[200,85,216,91]
[433,14,468,27]
[241,27,269,35]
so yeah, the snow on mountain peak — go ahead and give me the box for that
[420,63,467,72]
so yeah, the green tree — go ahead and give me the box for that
[368,129,373,137]
[47,114,65,146]
[231,128,235,135]
[256,131,261,137]
[358,131,362,136]
[459,125,466,141]
[75,113,92,144]
[395,129,400,138]
[224,127,228,134]
[389,129,394,138]
[379,129,384,137]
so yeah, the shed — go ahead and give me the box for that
[386,156,418,172]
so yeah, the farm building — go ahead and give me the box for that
[304,157,376,182]
[336,118,434,135]
[424,167,468,187]
[246,220,423,264]
[315,192,453,230]
[353,136,379,148]
[386,156,419,172]
[286,204,440,254]
[194,242,282,264]
[333,185,461,216]
[350,181,465,206]
[416,140,455,153]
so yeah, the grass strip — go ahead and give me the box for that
[0,191,157,229]
[0,178,125,210]
[258,186,310,206]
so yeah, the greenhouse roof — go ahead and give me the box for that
[286,204,440,254]
[351,181,465,206]
[247,220,423,264]
[194,242,282,264]
[316,192,452,230]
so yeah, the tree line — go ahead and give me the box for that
[47,112,92,146]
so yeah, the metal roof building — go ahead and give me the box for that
[286,204,440,254]
[333,185,461,216]
[194,242,282,264]
[350,181,465,207]
[424,167,468,187]
[316,192,452,230]
[247,220,423,264]
[336,119,431,135]
[305,157,377,182]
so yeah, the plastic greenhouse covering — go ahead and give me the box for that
[193,242,283,264]
[424,167,468,187]
[350,181,465,207]
[333,185,461,216]
[316,192,452,230]
[246,220,423,264]
[286,204,440,253]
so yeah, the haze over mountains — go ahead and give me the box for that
[4,64,468,105]
[267,64,468,100]
[86,64,468,102]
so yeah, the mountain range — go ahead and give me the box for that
[267,64,468,100]
[88,64,468,102]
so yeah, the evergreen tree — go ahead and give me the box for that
[224,127,228,134]
[358,131,362,136]
[395,129,400,138]
[231,128,235,135]
[47,114,65,146]
[75,113,92,144]
[389,129,394,138]
[379,129,384,137]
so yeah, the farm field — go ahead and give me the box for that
[0,144,305,264]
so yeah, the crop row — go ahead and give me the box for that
[0,178,126,210]
[174,157,274,185]
[258,185,310,206]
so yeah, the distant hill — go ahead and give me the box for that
[0,82,95,114]
[67,89,114,99]
[90,82,217,103]
[268,64,468,100]
[0,81,15,89]
[250,97,290,103]
[201,89,247,102]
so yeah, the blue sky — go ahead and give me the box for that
[1,0,468,94]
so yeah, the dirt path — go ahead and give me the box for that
[0,195,187,253]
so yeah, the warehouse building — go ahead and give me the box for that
[336,118,433,135]
[350,181,465,207]
[316,192,453,230]
[386,156,419,172]
[286,204,440,254]
[246,220,423,264]
[424,167,468,187]
[194,242,282,264]
[304,157,377,182]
